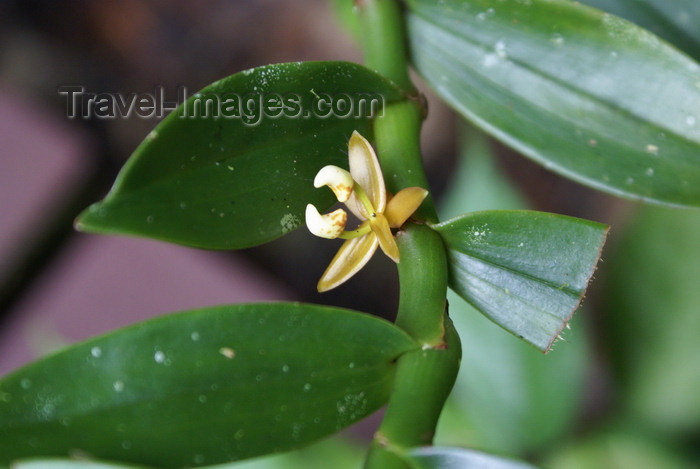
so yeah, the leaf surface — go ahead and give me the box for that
[406,0,700,207]
[404,446,539,469]
[76,61,405,248]
[0,303,416,467]
[580,0,700,60]
[433,210,608,351]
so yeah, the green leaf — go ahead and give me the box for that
[76,61,405,249]
[432,210,608,351]
[435,126,589,453]
[404,446,539,469]
[604,207,700,433]
[406,0,700,207]
[579,0,700,60]
[0,303,417,467]
[222,436,364,469]
[12,461,147,469]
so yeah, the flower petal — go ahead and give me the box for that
[385,187,429,228]
[317,230,378,292]
[371,214,400,263]
[314,165,354,202]
[344,192,368,221]
[348,131,386,213]
[305,204,347,239]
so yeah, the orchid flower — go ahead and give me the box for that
[306,131,428,292]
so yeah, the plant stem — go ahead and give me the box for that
[356,1,461,468]
[395,224,447,346]
[364,317,461,468]
[374,100,437,223]
[356,0,416,93]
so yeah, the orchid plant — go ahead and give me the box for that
[1,0,699,468]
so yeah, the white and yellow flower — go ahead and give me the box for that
[306,131,428,292]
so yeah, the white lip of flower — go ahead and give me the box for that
[305,205,347,239]
[305,130,429,292]
[314,165,353,202]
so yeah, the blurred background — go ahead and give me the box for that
[0,1,698,468]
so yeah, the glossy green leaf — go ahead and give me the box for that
[432,211,608,351]
[222,436,364,469]
[435,128,590,453]
[604,207,700,433]
[0,303,417,467]
[404,447,539,469]
[580,0,700,60]
[406,0,700,207]
[12,461,147,469]
[76,61,405,249]
[13,436,364,469]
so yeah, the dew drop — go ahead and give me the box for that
[20,378,32,390]
[190,331,200,341]
[494,40,507,59]
[646,168,655,176]
[550,33,564,45]
[154,350,166,363]
[91,347,102,358]
[113,380,125,392]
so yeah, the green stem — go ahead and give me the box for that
[364,316,461,468]
[374,100,437,223]
[356,0,416,93]
[356,2,460,468]
[395,224,447,346]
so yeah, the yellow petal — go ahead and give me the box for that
[305,204,347,239]
[370,214,400,263]
[313,165,354,202]
[348,131,386,214]
[317,230,378,292]
[385,187,429,228]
